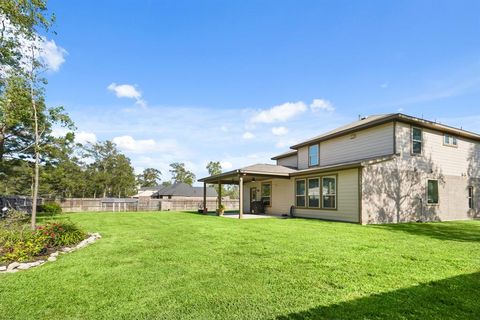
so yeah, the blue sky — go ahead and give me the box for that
[43,0,480,183]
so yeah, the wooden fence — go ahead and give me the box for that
[58,198,239,213]
[0,196,43,214]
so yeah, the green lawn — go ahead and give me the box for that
[0,212,479,319]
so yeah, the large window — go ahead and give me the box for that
[468,186,474,209]
[308,144,319,166]
[412,127,422,155]
[261,182,271,207]
[444,134,458,147]
[308,178,320,208]
[427,180,439,204]
[322,176,337,209]
[295,180,306,207]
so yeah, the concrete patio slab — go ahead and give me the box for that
[222,213,280,219]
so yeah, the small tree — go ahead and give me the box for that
[206,161,222,195]
[136,168,162,187]
[169,162,196,186]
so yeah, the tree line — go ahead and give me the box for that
[0,1,238,229]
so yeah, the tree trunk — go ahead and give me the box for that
[30,47,40,230]
[31,91,39,230]
[0,127,5,162]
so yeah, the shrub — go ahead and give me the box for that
[36,221,87,247]
[1,233,46,262]
[38,203,62,216]
[1,220,87,263]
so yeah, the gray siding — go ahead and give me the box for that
[276,154,298,168]
[396,121,480,177]
[296,123,394,169]
[293,168,360,222]
[320,122,394,166]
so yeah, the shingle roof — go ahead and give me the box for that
[153,183,217,197]
[271,149,298,160]
[240,163,297,175]
[291,114,395,149]
[290,113,480,149]
[198,164,297,183]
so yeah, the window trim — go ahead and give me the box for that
[295,179,307,208]
[411,126,423,155]
[322,175,337,210]
[261,181,272,207]
[307,178,320,208]
[443,134,458,148]
[468,186,474,209]
[295,174,338,211]
[308,144,320,167]
[426,179,439,205]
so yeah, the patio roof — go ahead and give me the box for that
[198,163,296,184]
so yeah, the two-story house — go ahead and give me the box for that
[199,113,480,224]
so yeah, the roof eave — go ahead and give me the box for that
[290,114,400,149]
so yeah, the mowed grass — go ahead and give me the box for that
[0,212,479,319]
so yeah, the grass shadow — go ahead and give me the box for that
[277,272,480,319]
[372,221,480,243]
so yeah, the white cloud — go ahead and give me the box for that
[108,83,147,107]
[39,38,67,72]
[0,16,67,73]
[271,126,289,136]
[380,82,389,89]
[112,135,181,154]
[75,131,97,144]
[250,101,307,124]
[108,83,141,99]
[220,161,233,170]
[242,131,255,139]
[310,99,334,112]
[51,128,96,144]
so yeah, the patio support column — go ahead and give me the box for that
[218,181,222,209]
[203,182,207,214]
[239,175,244,219]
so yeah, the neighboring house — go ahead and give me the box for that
[199,113,480,224]
[133,183,218,200]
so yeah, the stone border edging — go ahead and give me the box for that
[0,232,101,274]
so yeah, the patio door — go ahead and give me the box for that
[250,187,256,212]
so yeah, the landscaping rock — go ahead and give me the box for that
[17,263,31,270]
[2,233,101,273]
[7,262,20,271]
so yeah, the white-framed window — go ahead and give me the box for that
[322,176,337,209]
[261,182,271,207]
[308,144,319,167]
[411,127,423,155]
[468,186,474,209]
[307,178,320,208]
[444,134,458,147]
[427,180,439,204]
[295,179,306,207]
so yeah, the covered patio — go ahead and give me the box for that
[198,164,296,219]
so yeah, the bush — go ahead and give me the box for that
[1,220,87,263]
[1,233,46,262]
[36,221,87,247]
[38,203,62,216]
